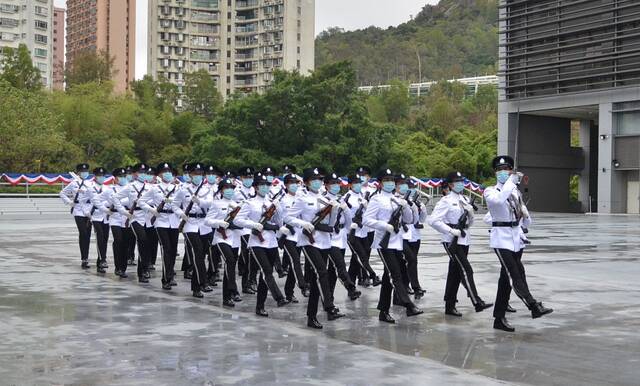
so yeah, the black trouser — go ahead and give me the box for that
[443,243,481,308]
[146,225,158,266]
[329,247,357,294]
[156,227,178,285]
[493,248,536,318]
[74,216,92,261]
[301,246,335,317]
[347,234,377,283]
[377,248,414,312]
[216,243,239,300]
[207,234,221,281]
[184,232,206,292]
[403,240,422,291]
[181,233,193,274]
[283,239,307,297]
[127,227,136,261]
[250,247,285,310]
[92,221,109,265]
[240,234,258,289]
[111,225,132,273]
[130,222,150,279]
[200,232,215,282]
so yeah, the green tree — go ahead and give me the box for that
[65,50,116,88]
[184,69,223,120]
[0,44,42,90]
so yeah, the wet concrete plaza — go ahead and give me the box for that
[0,210,639,385]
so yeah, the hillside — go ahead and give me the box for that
[315,0,498,86]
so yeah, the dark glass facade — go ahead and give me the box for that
[500,0,640,99]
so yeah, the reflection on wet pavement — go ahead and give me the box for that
[0,212,638,385]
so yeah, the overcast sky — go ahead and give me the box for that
[53,0,435,79]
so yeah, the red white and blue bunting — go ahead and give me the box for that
[1,173,485,193]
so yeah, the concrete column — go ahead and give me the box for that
[497,107,517,156]
[578,120,591,212]
[598,103,615,213]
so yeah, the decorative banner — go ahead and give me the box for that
[1,173,485,193]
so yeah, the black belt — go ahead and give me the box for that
[492,221,519,227]
[158,209,173,214]
[415,224,424,229]
[446,223,467,230]
[228,223,242,230]
[315,224,333,233]
[263,223,279,231]
[187,213,206,218]
[74,199,90,204]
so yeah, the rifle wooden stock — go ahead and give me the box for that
[178,180,205,233]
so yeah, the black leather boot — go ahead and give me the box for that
[379,311,395,323]
[406,305,423,317]
[307,316,323,329]
[474,300,493,313]
[530,302,553,319]
[493,317,515,332]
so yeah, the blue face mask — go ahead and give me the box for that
[136,173,146,183]
[398,183,409,195]
[118,177,128,186]
[182,174,190,183]
[79,171,89,179]
[360,175,368,183]
[309,179,322,192]
[328,184,340,195]
[95,176,106,184]
[162,172,173,183]
[351,183,362,193]
[382,181,395,193]
[287,183,299,194]
[452,181,465,193]
[242,178,253,188]
[266,175,274,183]
[206,175,218,184]
[126,174,133,182]
[147,174,156,183]
[257,185,270,196]
[222,188,235,200]
[192,175,203,185]
[496,170,510,184]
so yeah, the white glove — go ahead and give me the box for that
[384,224,395,233]
[362,200,368,208]
[192,195,200,204]
[148,208,158,217]
[252,222,264,232]
[461,201,474,213]
[164,197,173,204]
[397,199,409,208]
[339,202,350,211]
[279,226,291,236]
[521,205,530,219]
[449,228,462,237]
[329,199,340,208]
[217,221,230,229]
[350,223,359,230]
[180,213,189,222]
[302,222,315,232]
[510,172,523,184]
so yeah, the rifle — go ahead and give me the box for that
[252,189,285,242]
[379,191,411,249]
[348,191,371,238]
[219,205,241,240]
[125,182,146,228]
[150,185,177,225]
[333,193,349,234]
[303,200,334,244]
[68,171,86,215]
[449,196,477,249]
[178,180,205,232]
[278,224,295,249]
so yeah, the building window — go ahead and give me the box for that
[34,34,48,44]
[36,62,47,72]
[615,102,640,136]
[34,5,48,16]
[34,48,47,57]
[35,20,47,30]
[0,17,19,27]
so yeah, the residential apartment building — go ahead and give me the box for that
[148,0,315,105]
[52,5,63,89]
[66,0,135,93]
[0,0,53,88]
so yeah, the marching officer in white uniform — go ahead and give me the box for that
[484,156,553,332]
[236,166,258,294]
[102,168,132,278]
[363,168,423,324]
[140,162,180,290]
[88,167,110,274]
[235,172,290,317]
[285,167,345,329]
[428,171,492,317]
[60,163,94,269]
[204,177,243,307]
[172,163,213,298]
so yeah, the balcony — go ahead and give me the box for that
[191,0,218,10]
[236,0,258,9]
[191,37,218,48]
[235,38,258,47]
[236,12,258,23]
[235,51,255,60]
[191,10,218,22]
[190,50,218,61]
[235,77,257,86]
[234,65,258,73]
[235,24,258,34]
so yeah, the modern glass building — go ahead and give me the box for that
[498,0,640,213]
